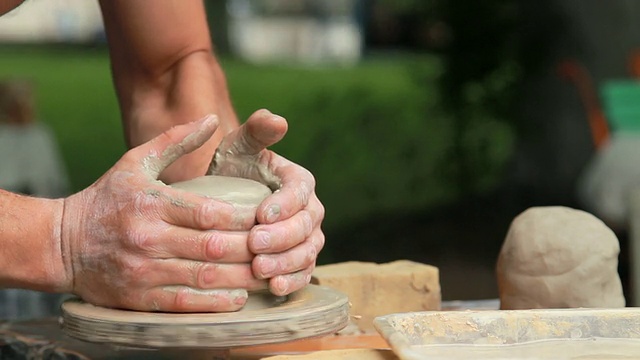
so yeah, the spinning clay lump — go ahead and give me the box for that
[170,175,272,207]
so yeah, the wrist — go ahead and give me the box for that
[0,192,69,293]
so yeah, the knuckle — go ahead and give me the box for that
[315,231,326,251]
[294,180,311,206]
[195,263,217,288]
[204,233,228,261]
[305,245,318,265]
[195,201,217,229]
[172,287,191,311]
[132,190,162,216]
[122,256,149,280]
[300,211,314,235]
[121,148,142,165]
[305,169,317,188]
[316,200,326,222]
[126,227,154,252]
[137,290,160,311]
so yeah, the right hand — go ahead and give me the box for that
[59,115,267,312]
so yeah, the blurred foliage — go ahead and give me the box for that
[0,47,479,231]
[436,0,520,195]
[375,0,521,196]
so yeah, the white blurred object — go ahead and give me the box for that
[228,0,363,65]
[0,0,104,43]
[577,134,640,229]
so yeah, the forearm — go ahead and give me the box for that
[0,190,67,292]
[99,0,239,182]
[111,51,239,182]
[119,53,239,144]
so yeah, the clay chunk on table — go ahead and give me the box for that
[311,260,441,333]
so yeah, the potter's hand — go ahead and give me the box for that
[208,109,325,296]
[60,116,266,312]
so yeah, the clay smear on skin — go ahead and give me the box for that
[209,150,281,192]
[144,187,200,211]
[140,121,214,179]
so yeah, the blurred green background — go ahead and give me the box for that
[0,46,514,242]
[0,45,514,220]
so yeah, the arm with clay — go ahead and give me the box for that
[100,0,326,296]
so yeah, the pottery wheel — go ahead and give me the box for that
[60,285,349,349]
[61,176,348,349]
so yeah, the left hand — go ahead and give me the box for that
[208,109,325,296]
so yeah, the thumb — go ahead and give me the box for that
[130,114,219,179]
[220,109,288,156]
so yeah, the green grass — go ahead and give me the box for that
[0,46,513,230]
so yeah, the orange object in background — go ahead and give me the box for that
[628,49,640,79]
[557,59,611,150]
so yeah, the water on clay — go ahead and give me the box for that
[412,338,640,359]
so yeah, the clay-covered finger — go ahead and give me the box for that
[127,115,218,179]
[216,109,287,157]
[248,209,315,254]
[252,228,324,279]
[152,259,267,291]
[268,266,315,296]
[148,187,257,231]
[257,159,319,224]
[139,286,248,312]
[149,227,254,263]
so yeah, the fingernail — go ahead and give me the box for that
[265,204,280,223]
[261,258,276,277]
[252,230,271,251]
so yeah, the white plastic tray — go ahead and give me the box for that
[374,308,640,359]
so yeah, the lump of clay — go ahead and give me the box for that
[496,206,625,310]
[170,175,272,207]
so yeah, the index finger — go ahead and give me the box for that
[128,114,219,179]
[134,185,258,231]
